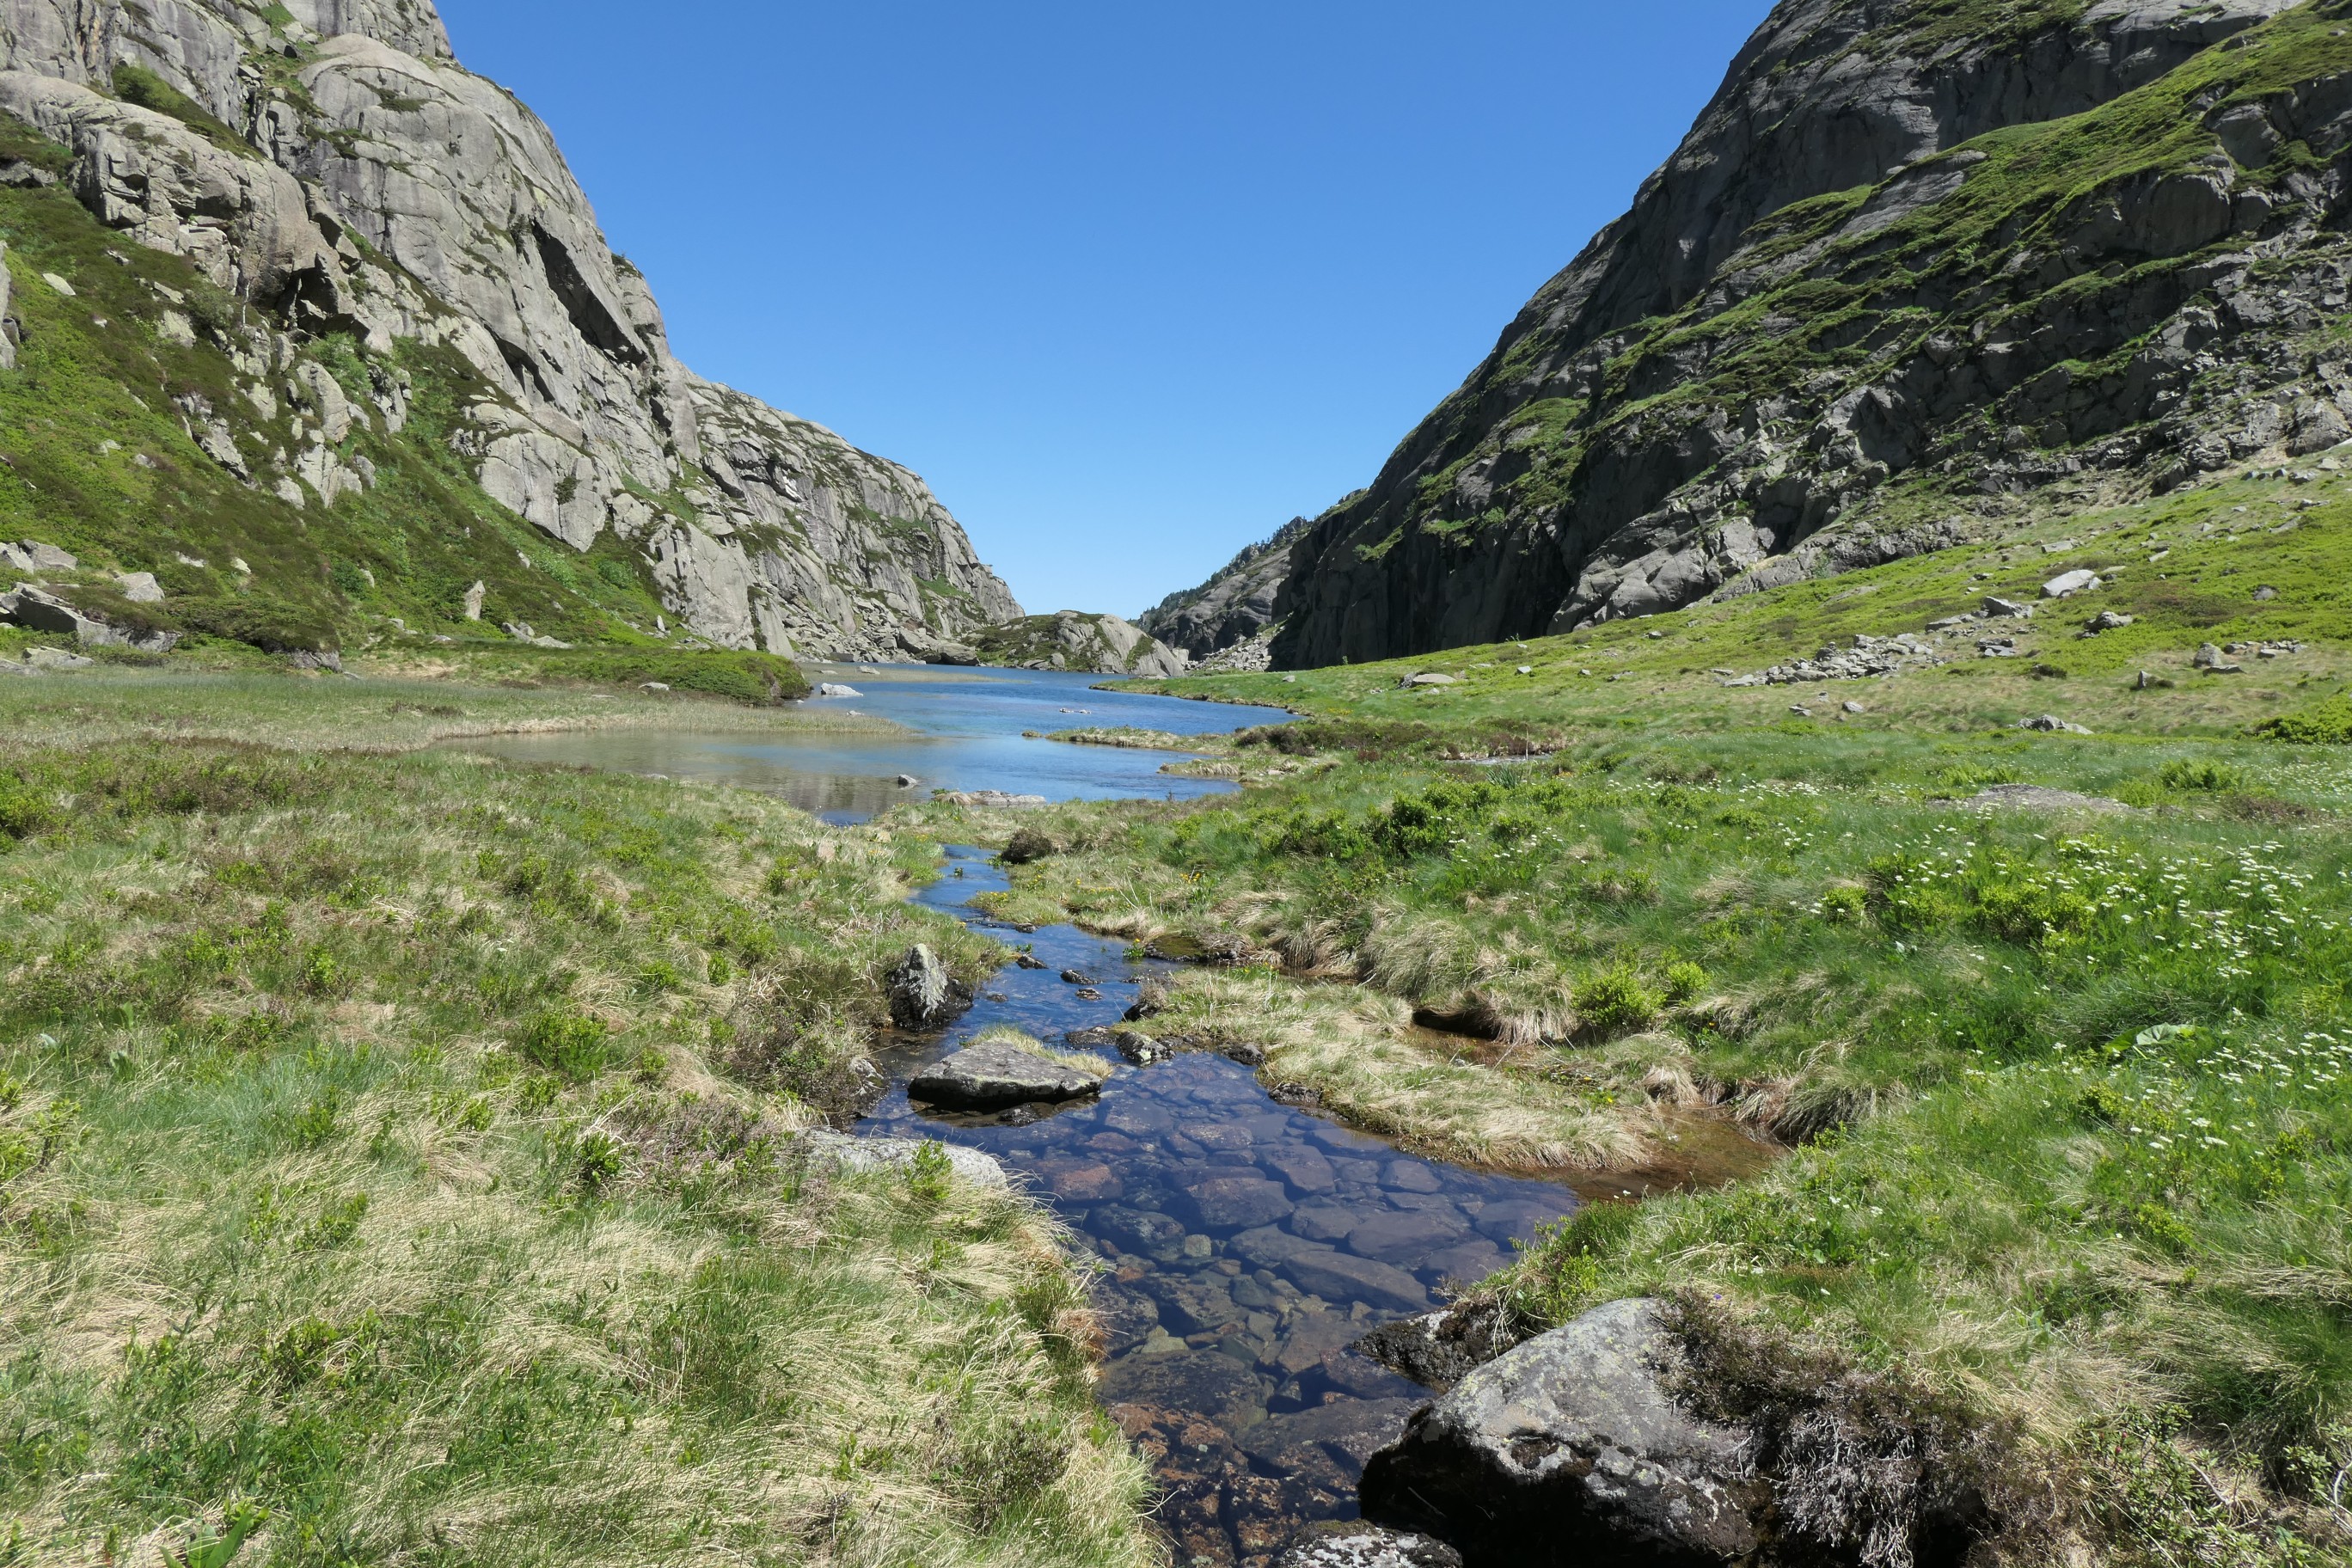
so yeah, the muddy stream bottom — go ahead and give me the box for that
[859,848,1589,1566]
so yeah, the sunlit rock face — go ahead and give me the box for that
[1266,0,2348,669]
[0,0,1020,658]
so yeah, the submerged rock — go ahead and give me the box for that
[907,1037,1103,1110]
[885,943,971,1030]
[1361,1297,1767,1564]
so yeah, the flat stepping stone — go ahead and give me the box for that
[908,1038,1104,1110]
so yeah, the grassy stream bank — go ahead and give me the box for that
[0,671,1156,1568]
[912,507,2352,1564]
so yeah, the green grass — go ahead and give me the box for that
[0,110,713,664]
[0,695,1153,1567]
[969,728,2352,1554]
[939,476,2352,1557]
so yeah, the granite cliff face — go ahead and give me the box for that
[1269,0,2352,668]
[0,0,1018,658]
[968,609,1188,677]
[1138,511,1320,663]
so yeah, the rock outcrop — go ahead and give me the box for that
[1139,511,1317,659]
[0,0,1020,658]
[1268,0,2352,668]
[969,609,1187,676]
[885,944,971,1031]
[1359,1298,1768,1565]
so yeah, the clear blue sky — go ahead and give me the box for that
[433,1,1775,618]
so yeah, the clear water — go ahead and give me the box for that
[444,664,1274,822]
[867,848,1580,1566]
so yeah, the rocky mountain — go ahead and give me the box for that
[1268,0,2352,668]
[0,0,1019,661]
[1138,511,1322,661]
[967,610,1188,677]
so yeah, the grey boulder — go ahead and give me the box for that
[1276,1523,1462,1568]
[0,585,177,652]
[1360,1297,1767,1565]
[799,1128,1008,1189]
[907,1038,1101,1110]
[2040,568,2100,598]
[886,943,971,1029]
[0,540,75,575]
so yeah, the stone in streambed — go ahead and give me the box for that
[907,1038,1101,1110]
[1344,1209,1471,1263]
[1269,1304,1369,1376]
[1353,1302,1522,1393]
[1095,1206,1188,1253]
[1360,1297,1767,1563]
[1231,1223,1326,1268]
[1260,1143,1338,1193]
[1141,1271,1241,1336]
[1098,1348,1266,1433]
[1238,1396,1424,1473]
[1181,1172,1290,1230]
[1381,1161,1444,1193]
[1285,1203,1359,1242]
[1281,1247,1430,1314]
[886,943,971,1029]
[1421,1239,1510,1282]
[1470,1196,1576,1244]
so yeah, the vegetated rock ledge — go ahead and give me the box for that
[1261,0,2352,670]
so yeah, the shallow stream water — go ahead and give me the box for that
[461,668,1593,1563]
[865,848,1583,1566]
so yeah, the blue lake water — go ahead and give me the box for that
[445,663,1275,821]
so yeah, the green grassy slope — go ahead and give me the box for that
[0,113,800,697]
[0,686,1155,1567]
[935,478,2352,1559]
[1144,458,2352,740]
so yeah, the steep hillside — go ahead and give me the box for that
[1269,0,2352,668]
[968,609,1187,677]
[0,0,1018,662]
[1137,511,1321,661]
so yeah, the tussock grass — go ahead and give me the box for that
[965,1023,1114,1081]
[0,722,1155,1566]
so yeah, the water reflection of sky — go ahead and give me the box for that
[444,663,1287,822]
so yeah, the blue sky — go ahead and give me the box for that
[433,1,1776,617]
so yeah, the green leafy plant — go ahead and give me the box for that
[163,1501,268,1568]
